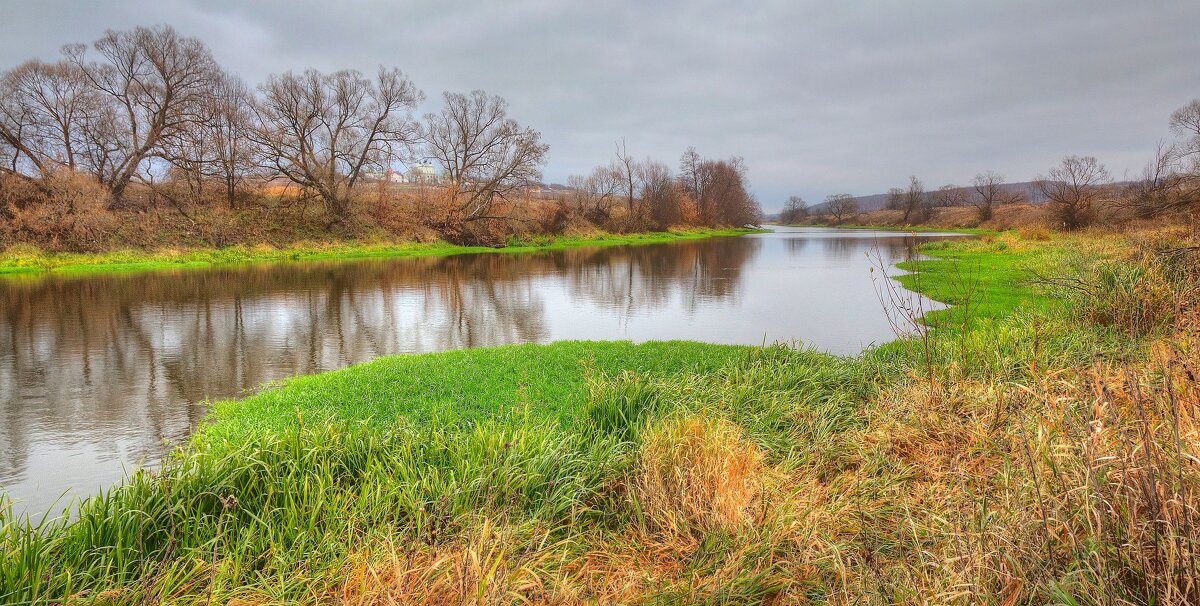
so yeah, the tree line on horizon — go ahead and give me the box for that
[780,101,1200,229]
[0,25,761,250]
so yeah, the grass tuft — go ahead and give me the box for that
[634,414,770,537]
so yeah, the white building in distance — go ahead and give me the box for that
[406,163,443,185]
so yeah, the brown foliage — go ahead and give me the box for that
[0,171,116,251]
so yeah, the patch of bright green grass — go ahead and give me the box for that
[866,233,1135,377]
[893,236,1060,321]
[201,340,751,442]
[0,228,762,276]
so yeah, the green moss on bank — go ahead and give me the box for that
[0,228,761,276]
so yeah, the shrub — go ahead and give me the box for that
[1019,226,1052,241]
[0,171,116,252]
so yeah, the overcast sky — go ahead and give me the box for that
[3,1,1198,211]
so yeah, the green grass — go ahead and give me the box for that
[202,340,750,441]
[1,341,867,604]
[0,228,761,276]
[893,236,1060,320]
[866,232,1136,382]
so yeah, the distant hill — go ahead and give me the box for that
[810,181,1050,213]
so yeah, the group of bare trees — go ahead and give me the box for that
[885,176,934,223]
[1033,99,1200,229]
[798,174,1022,226]
[883,174,1029,224]
[778,196,808,223]
[569,145,762,231]
[0,25,550,241]
[0,27,224,204]
[251,67,423,223]
[789,99,1200,230]
[824,194,859,223]
[806,99,1200,230]
[679,150,762,226]
[1118,100,1200,222]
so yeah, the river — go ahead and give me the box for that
[0,226,964,517]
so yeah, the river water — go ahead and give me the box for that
[0,226,964,517]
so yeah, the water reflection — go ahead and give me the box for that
[0,227,960,516]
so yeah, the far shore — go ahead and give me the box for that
[0,228,763,277]
[769,222,995,235]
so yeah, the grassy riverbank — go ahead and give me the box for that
[777,222,997,236]
[3,228,1198,604]
[0,228,759,276]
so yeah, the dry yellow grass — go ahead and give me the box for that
[337,521,557,605]
[635,414,770,537]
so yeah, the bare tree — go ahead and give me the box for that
[614,139,638,217]
[568,164,622,224]
[931,184,968,208]
[885,188,903,212]
[637,158,679,229]
[205,75,257,208]
[970,171,1012,221]
[779,195,808,223]
[421,90,549,239]
[0,59,98,177]
[1170,99,1200,164]
[825,193,858,223]
[887,176,929,223]
[66,25,222,203]
[678,146,705,217]
[1036,155,1111,229]
[1168,99,1200,203]
[155,73,258,209]
[254,67,421,225]
[1121,143,1174,218]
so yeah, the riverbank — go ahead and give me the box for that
[3,228,1197,603]
[0,228,761,276]
[777,222,997,236]
[794,202,1055,232]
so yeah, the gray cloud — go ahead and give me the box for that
[2,0,1197,211]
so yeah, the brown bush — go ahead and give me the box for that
[1018,226,1052,241]
[535,199,572,234]
[1,171,117,252]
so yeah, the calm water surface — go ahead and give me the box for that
[0,227,964,517]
